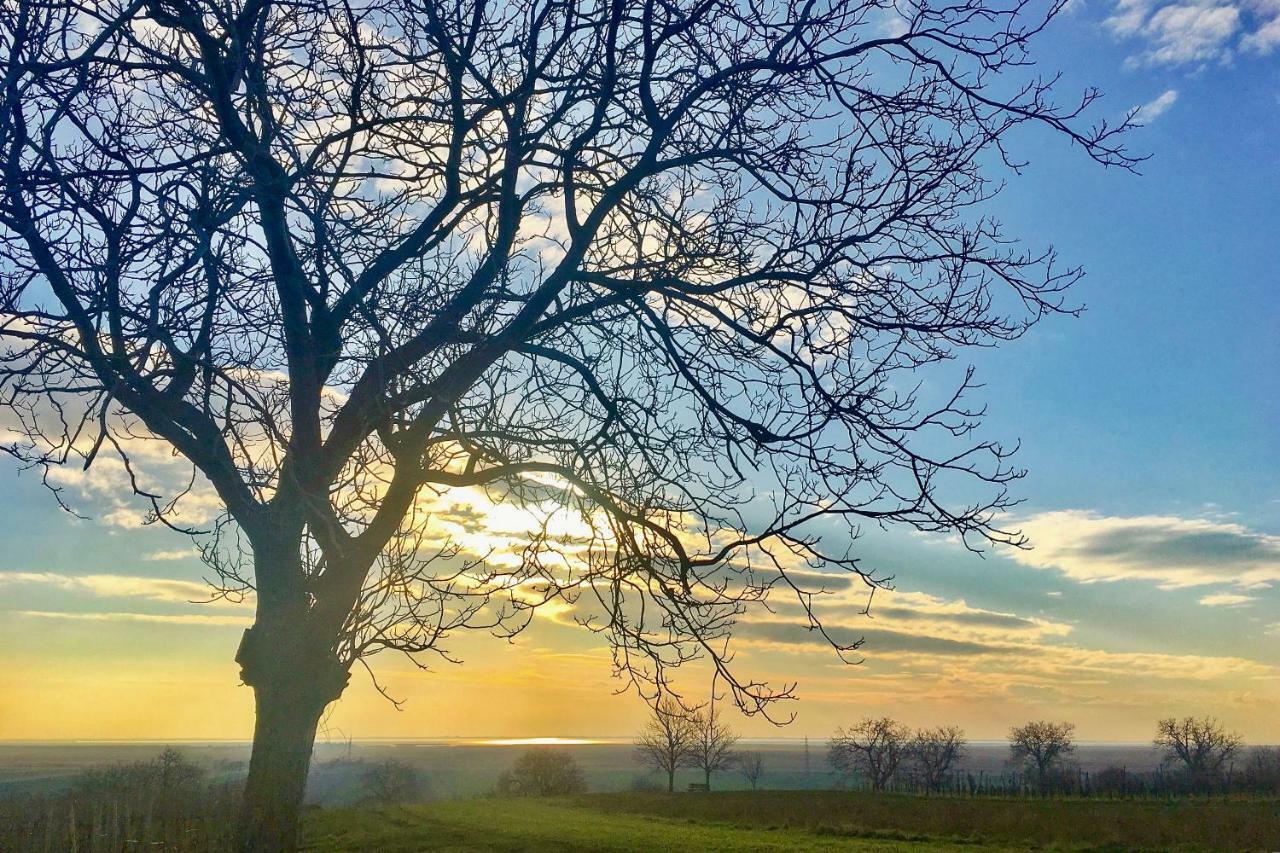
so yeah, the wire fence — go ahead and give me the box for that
[0,783,242,852]
[835,763,1280,799]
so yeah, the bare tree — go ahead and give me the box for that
[1154,716,1243,791]
[1009,721,1075,794]
[495,749,586,797]
[908,726,966,793]
[635,701,697,793]
[829,717,910,791]
[362,759,425,804]
[1242,746,1280,795]
[0,0,1134,847]
[689,706,739,790]
[739,752,765,791]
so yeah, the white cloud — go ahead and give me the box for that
[1106,0,1280,64]
[1241,1,1280,52]
[13,610,250,627]
[1145,3,1240,64]
[738,616,1277,687]
[1108,0,1159,34]
[1134,89,1180,122]
[1198,592,1256,607]
[1010,510,1280,589]
[144,549,196,562]
[0,571,247,607]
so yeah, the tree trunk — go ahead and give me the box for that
[705,768,711,790]
[235,621,350,852]
[238,685,328,852]
[667,768,674,793]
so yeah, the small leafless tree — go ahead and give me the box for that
[1242,746,1280,795]
[829,717,910,790]
[1009,721,1075,794]
[635,701,696,793]
[0,0,1135,846]
[689,706,739,790]
[362,759,425,804]
[1154,716,1243,791]
[908,726,966,793]
[739,752,765,791]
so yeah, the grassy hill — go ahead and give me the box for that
[303,790,1280,851]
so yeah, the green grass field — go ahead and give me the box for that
[303,790,1280,851]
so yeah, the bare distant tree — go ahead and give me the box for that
[0,0,1134,846]
[1242,746,1280,795]
[739,752,766,791]
[362,759,425,804]
[908,726,967,793]
[1009,721,1075,793]
[1154,716,1243,790]
[154,747,205,795]
[689,706,739,790]
[635,701,696,793]
[495,749,585,797]
[829,718,910,790]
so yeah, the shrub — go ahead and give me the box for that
[1090,766,1146,797]
[362,759,426,804]
[495,749,586,796]
[629,774,665,793]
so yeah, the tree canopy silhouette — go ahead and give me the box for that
[0,0,1134,847]
[1154,716,1243,791]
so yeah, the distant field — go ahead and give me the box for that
[303,797,1008,851]
[303,791,1280,851]
[0,740,1177,801]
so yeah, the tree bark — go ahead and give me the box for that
[235,620,349,852]
[667,768,674,793]
[239,685,327,852]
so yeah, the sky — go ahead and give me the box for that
[1,2,1278,744]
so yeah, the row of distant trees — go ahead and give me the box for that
[629,704,1280,798]
[827,716,1280,796]
[829,720,966,792]
[633,701,758,792]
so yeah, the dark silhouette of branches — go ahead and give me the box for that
[1154,716,1242,792]
[1009,720,1075,794]
[635,700,697,793]
[0,0,1136,846]
[909,726,967,793]
[829,717,910,790]
[739,752,765,790]
[688,705,739,790]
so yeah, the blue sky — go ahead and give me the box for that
[0,1,1277,742]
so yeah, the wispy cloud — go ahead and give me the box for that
[1198,592,1256,607]
[144,550,196,562]
[1105,0,1279,65]
[0,571,247,607]
[1241,0,1280,52]
[1134,89,1180,122]
[736,616,1277,687]
[1010,510,1280,590]
[820,588,1074,641]
[12,610,250,627]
